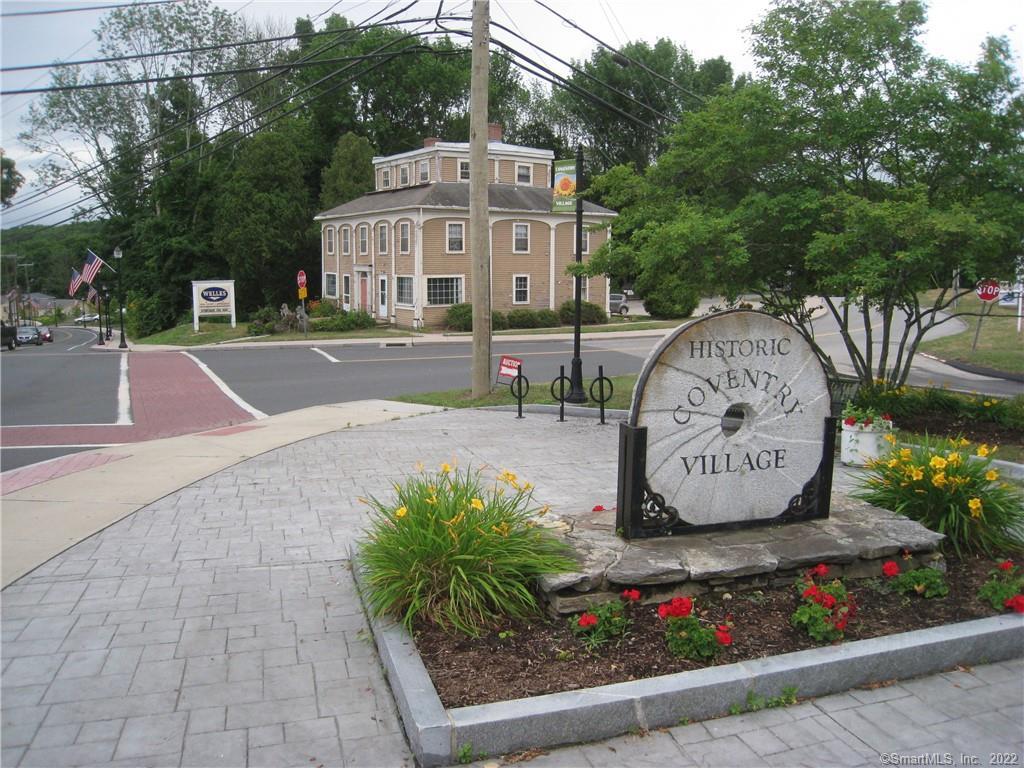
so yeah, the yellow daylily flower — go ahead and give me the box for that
[539,504,551,516]
[887,458,900,468]
[899,448,913,461]
[931,472,947,488]
[985,469,999,482]
[929,456,948,470]
[497,469,518,485]
[395,506,408,519]
[976,444,990,457]
[909,467,924,481]
[968,498,983,518]
[959,438,971,447]
[470,498,485,511]
[946,452,962,466]
[440,463,452,474]
[884,433,897,445]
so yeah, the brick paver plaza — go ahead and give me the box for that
[2,409,1021,767]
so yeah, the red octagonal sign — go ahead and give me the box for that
[297,270,307,288]
[975,279,1000,302]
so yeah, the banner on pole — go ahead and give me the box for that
[551,159,576,212]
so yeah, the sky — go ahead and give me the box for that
[1,0,1021,228]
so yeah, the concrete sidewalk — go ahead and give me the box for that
[1,405,1021,767]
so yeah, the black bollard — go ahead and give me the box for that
[589,365,614,425]
[510,367,530,419]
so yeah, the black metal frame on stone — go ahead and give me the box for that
[615,417,839,539]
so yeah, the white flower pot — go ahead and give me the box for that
[840,422,892,466]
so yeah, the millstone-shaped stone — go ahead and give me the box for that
[630,311,831,526]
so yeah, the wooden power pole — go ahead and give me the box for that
[470,0,491,398]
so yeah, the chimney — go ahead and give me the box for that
[487,123,503,143]
[423,137,440,148]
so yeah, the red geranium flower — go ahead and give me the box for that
[820,594,837,609]
[657,596,693,619]
[881,413,892,422]
[834,616,848,631]
[592,505,607,512]
[809,563,829,578]
[577,612,598,628]
[714,628,733,646]
[843,417,857,427]
[621,588,641,602]
[863,417,873,426]
[882,561,900,578]
[802,585,820,601]
[1004,595,1024,614]
[998,560,1014,572]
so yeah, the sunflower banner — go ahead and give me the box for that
[551,158,577,212]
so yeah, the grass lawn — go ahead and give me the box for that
[135,322,418,346]
[392,373,639,412]
[919,292,1023,374]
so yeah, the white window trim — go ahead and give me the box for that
[458,159,470,181]
[513,274,530,305]
[446,221,465,254]
[575,224,590,255]
[358,224,369,256]
[399,164,410,187]
[399,221,410,254]
[324,226,335,255]
[396,274,415,307]
[418,159,430,183]
[579,278,590,301]
[516,163,532,185]
[426,275,464,307]
[341,226,351,256]
[342,274,351,310]
[381,168,391,189]
[325,272,339,299]
[513,222,530,254]
[378,223,389,255]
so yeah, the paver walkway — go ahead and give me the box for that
[2,410,1021,767]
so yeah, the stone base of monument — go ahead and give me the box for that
[537,495,944,614]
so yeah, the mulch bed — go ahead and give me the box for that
[898,412,1022,448]
[416,555,1008,709]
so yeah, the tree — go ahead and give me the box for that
[319,133,375,210]
[589,0,1023,387]
[1,151,25,207]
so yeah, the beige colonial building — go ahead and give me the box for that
[314,127,616,329]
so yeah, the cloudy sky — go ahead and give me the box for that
[1,0,1021,227]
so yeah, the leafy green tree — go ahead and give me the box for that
[1,152,25,207]
[320,133,375,210]
[589,0,1023,386]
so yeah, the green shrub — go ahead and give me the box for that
[557,300,607,325]
[633,272,699,319]
[570,600,631,652]
[791,564,855,643]
[359,465,575,636]
[444,303,473,331]
[534,309,561,328]
[127,292,177,338]
[507,309,539,329]
[491,310,508,331]
[854,436,1024,557]
[884,565,950,599]
[657,597,731,660]
[854,386,1024,430]
[308,300,339,318]
[311,310,375,332]
[977,560,1024,610]
[248,306,279,336]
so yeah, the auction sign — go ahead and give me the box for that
[551,158,577,212]
[191,279,237,330]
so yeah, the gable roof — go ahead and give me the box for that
[315,182,615,220]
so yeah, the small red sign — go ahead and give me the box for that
[497,356,522,381]
[297,270,307,288]
[976,279,1000,302]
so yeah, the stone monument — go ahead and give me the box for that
[617,310,835,538]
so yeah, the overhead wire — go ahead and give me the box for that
[0,0,180,18]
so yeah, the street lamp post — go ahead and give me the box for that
[114,247,127,348]
[102,286,112,340]
[95,290,105,346]
[566,144,587,404]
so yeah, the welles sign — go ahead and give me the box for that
[191,280,237,330]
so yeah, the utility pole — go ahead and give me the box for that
[470,0,491,398]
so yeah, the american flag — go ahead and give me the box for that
[82,249,107,284]
[69,268,84,297]
[87,285,98,306]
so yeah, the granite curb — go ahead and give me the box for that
[354,543,1022,768]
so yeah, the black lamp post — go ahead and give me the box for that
[566,144,587,403]
[115,246,127,348]
[102,286,112,340]
[95,290,105,346]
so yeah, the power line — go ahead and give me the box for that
[0,0,180,18]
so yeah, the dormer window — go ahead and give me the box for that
[381,168,391,189]
[459,159,470,181]
[516,164,532,184]
[399,165,410,186]
[419,160,430,183]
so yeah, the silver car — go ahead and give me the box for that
[609,293,629,315]
[15,326,43,346]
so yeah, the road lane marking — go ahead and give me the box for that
[67,337,96,351]
[180,351,268,420]
[116,353,132,425]
[311,347,341,363]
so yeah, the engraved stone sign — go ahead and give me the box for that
[626,310,831,529]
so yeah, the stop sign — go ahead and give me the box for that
[976,279,1000,302]
[297,270,307,289]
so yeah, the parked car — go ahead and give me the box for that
[2,321,15,350]
[37,325,53,342]
[15,326,43,346]
[609,293,629,315]
[74,314,100,324]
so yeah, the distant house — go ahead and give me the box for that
[314,125,616,329]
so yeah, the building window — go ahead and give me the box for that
[341,226,351,255]
[399,165,410,186]
[399,221,410,253]
[343,274,351,307]
[516,164,532,184]
[325,273,338,298]
[513,274,530,304]
[459,159,470,181]
[359,224,368,256]
[513,223,529,253]
[378,223,388,254]
[426,277,463,306]
[381,168,391,188]
[575,224,590,254]
[577,278,589,301]
[419,160,430,183]
[447,222,464,253]
[396,275,414,306]
[324,226,335,254]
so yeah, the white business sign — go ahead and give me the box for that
[191,280,237,330]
